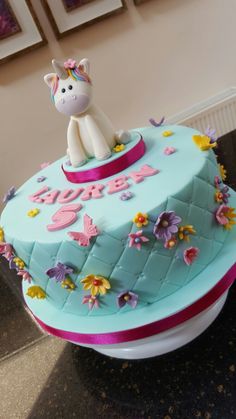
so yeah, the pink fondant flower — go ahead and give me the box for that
[40,162,51,169]
[0,243,14,260]
[17,270,32,283]
[128,230,149,250]
[183,247,199,265]
[215,205,236,229]
[82,294,99,310]
[64,58,76,69]
[164,146,176,155]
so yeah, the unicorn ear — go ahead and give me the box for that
[79,58,90,75]
[44,73,56,88]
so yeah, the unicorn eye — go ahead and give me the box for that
[68,85,73,90]
[61,88,66,93]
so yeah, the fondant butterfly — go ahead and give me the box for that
[68,214,99,247]
[149,116,165,127]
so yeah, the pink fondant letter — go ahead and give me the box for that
[128,165,159,184]
[29,186,50,203]
[80,184,104,201]
[57,188,84,204]
[107,176,129,194]
[42,190,60,205]
[47,204,82,232]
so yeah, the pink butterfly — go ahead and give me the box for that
[68,214,99,247]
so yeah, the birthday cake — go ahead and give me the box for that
[0,58,236,350]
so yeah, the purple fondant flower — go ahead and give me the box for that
[9,256,17,270]
[153,211,182,242]
[37,176,46,183]
[149,116,165,127]
[82,294,99,310]
[65,159,72,166]
[183,247,199,265]
[3,186,16,204]
[120,191,133,201]
[205,126,218,144]
[117,291,138,309]
[128,230,149,250]
[46,262,74,282]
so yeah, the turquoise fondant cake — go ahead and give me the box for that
[0,58,236,347]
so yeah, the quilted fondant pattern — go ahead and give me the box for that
[5,149,229,317]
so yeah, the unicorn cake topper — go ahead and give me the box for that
[44,58,130,168]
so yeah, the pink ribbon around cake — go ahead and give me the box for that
[33,263,236,345]
[62,135,146,183]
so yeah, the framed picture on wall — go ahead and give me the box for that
[41,0,126,39]
[0,0,47,64]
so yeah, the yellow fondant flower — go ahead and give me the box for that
[113,144,125,153]
[223,207,236,230]
[178,225,196,242]
[81,274,111,296]
[27,208,40,217]
[133,212,149,228]
[0,227,4,242]
[192,135,216,151]
[26,286,46,299]
[61,278,76,291]
[162,130,173,137]
[218,164,227,181]
[13,257,25,270]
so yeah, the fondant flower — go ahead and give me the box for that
[192,135,216,151]
[214,176,222,188]
[61,278,76,291]
[0,243,13,260]
[3,186,16,204]
[128,230,149,250]
[11,257,25,270]
[164,236,177,249]
[205,126,217,144]
[64,58,76,69]
[117,291,138,309]
[149,116,165,127]
[0,227,4,242]
[37,176,46,183]
[162,130,173,137]
[218,164,227,181]
[17,270,32,283]
[81,274,111,296]
[133,212,149,228]
[40,162,51,169]
[164,146,176,155]
[113,144,125,153]
[178,225,196,242]
[26,286,46,299]
[183,247,199,265]
[215,189,224,204]
[153,211,182,242]
[46,262,74,282]
[215,205,236,229]
[27,208,40,217]
[82,294,99,310]
[120,191,134,201]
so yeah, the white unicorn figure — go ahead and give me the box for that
[44,58,130,167]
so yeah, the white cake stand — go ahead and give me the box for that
[77,291,228,359]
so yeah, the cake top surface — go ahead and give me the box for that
[0,125,205,244]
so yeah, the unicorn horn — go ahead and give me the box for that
[52,59,67,79]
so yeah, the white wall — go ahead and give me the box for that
[1,0,236,207]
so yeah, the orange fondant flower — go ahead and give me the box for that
[215,190,224,204]
[178,225,196,242]
[81,274,111,296]
[192,135,216,151]
[0,227,4,242]
[164,236,177,249]
[218,164,227,181]
[133,212,149,228]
